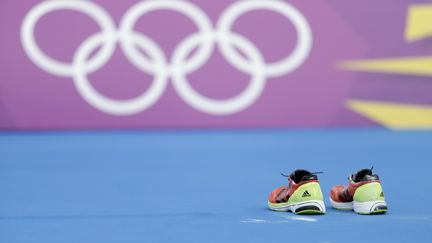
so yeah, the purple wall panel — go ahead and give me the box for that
[0,0,430,129]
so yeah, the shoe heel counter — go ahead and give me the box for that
[289,182,323,203]
[353,182,385,202]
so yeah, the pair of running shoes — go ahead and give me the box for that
[268,168,387,215]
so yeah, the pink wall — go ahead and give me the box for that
[0,0,430,129]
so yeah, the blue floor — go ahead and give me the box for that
[0,129,431,242]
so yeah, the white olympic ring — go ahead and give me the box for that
[21,0,312,116]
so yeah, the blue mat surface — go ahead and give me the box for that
[1,129,431,242]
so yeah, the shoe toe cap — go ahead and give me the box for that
[330,185,345,202]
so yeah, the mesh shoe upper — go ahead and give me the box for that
[268,169,319,203]
[330,168,380,203]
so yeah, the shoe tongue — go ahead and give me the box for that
[353,169,373,182]
[290,169,312,184]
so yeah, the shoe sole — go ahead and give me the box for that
[329,197,387,214]
[354,200,387,214]
[268,200,326,214]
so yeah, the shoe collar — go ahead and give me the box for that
[282,169,321,184]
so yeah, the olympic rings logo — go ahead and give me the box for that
[21,0,312,115]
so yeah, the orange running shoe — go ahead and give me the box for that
[330,167,387,214]
[268,169,325,214]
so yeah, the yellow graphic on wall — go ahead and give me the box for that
[340,4,432,129]
[348,101,432,129]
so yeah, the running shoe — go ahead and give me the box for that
[330,167,387,214]
[268,169,326,214]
